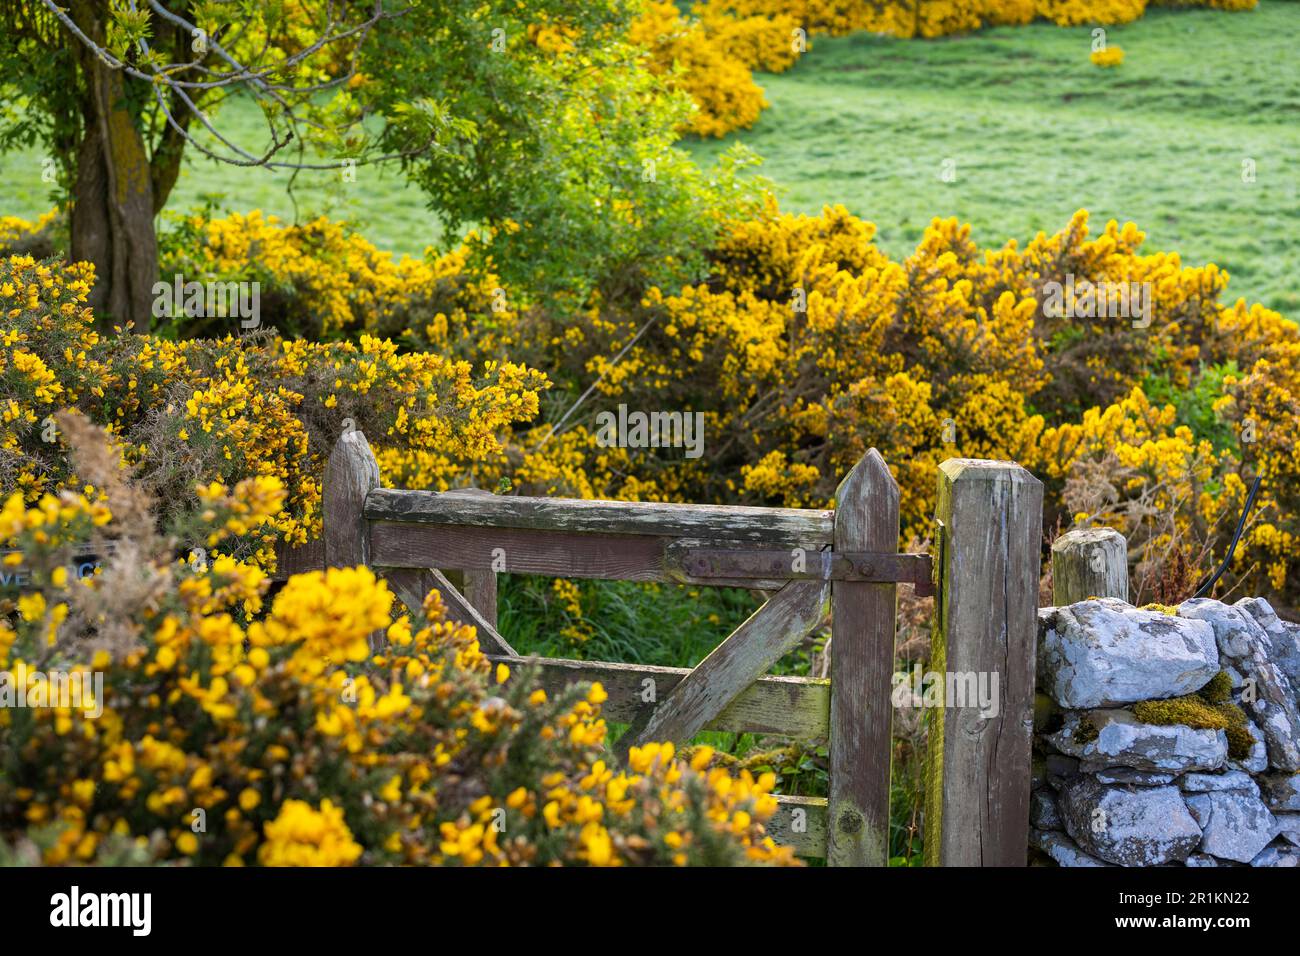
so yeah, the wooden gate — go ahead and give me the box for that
[275,430,1042,866]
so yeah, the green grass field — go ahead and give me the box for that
[4,7,1297,311]
[5,100,439,260]
[689,5,1300,312]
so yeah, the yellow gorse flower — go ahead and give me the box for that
[258,799,363,867]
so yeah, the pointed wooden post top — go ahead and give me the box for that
[834,448,898,529]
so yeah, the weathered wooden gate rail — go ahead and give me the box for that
[275,430,1042,867]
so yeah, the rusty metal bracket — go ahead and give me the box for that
[671,545,934,596]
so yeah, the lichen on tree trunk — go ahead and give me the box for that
[67,0,158,333]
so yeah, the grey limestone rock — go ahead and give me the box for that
[1038,600,1218,709]
[1058,777,1201,866]
[1260,773,1300,811]
[1270,812,1300,847]
[1182,791,1276,863]
[1047,709,1228,775]
[1179,770,1259,795]
[1180,598,1300,771]
[1030,789,1062,830]
[1250,842,1300,867]
[1030,828,1113,867]
[1096,768,1177,786]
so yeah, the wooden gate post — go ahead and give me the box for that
[323,429,380,572]
[925,459,1042,866]
[323,429,382,649]
[1051,526,1128,605]
[827,449,898,867]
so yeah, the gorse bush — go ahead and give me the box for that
[624,0,1259,138]
[0,210,62,260]
[702,0,1254,39]
[156,210,513,343]
[630,2,804,138]
[0,414,797,867]
[6,187,1296,609]
[414,203,1294,607]
[10,192,1299,608]
[0,253,548,564]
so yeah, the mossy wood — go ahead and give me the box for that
[768,795,829,858]
[669,544,931,595]
[925,460,1043,866]
[365,487,834,545]
[372,521,800,590]
[322,429,379,572]
[322,429,382,650]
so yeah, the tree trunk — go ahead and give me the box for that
[70,107,112,317]
[68,0,158,333]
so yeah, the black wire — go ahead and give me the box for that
[1191,474,1263,600]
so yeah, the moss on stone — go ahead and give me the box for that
[1132,692,1255,761]
[1133,695,1229,731]
[1074,715,1099,745]
[1140,603,1181,616]
[1196,670,1233,705]
[1222,720,1255,762]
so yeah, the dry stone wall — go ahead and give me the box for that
[1030,596,1300,867]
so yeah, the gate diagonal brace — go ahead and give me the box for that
[671,546,934,597]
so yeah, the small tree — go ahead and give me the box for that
[366,2,762,304]
[2,1,761,329]
[1,1,403,329]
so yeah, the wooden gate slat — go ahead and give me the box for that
[486,653,830,739]
[614,578,829,758]
[365,487,834,545]
[384,566,517,657]
[769,795,830,858]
